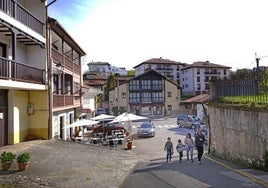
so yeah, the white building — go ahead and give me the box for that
[87,61,128,77]
[133,57,187,85]
[81,86,102,119]
[181,61,231,95]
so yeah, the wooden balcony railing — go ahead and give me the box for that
[0,57,45,84]
[52,48,81,75]
[0,0,44,36]
[53,95,81,108]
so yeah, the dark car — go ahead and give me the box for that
[177,114,202,130]
[92,124,126,135]
[137,122,155,137]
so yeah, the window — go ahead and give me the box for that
[152,80,162,90]
[152,92,163,102]
[121,92,126,98]
[167,92,172,97]
[197,76,200,82]
[129,93,140,103]
[129,80,139,90]
[224,69,227,75]
[167,105,172,111]
[197,69,200,75]
[142,92,151,103]
[141,80,151,89]
[53,74,61,94]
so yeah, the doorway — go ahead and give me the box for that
[0,89,8,146]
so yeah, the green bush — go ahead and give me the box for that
[0,151,16,163]
[17,152,30,163]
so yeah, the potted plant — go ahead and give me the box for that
[17,152,30,171]
[0,151,16,170]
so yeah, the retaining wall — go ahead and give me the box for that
[208,106,268,165]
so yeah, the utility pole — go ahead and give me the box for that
[117,77,120,115]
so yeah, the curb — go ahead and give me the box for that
[204,155,268,188]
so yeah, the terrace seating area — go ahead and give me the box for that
[74,129,129,150]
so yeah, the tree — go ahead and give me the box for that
[127,69,135,76]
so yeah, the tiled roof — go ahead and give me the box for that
[181,61,231,70]
[133,57,186,68]
[182,94,210,103]
[84,80,105,86]
[87,62,110,65]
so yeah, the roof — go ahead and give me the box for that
[133,57,186,68]
[181,61,231,70]
[48,17,86,56]
[109,69,181,91]
[83,80,105,86]
[87,62,110,66]
[182,94,210,104]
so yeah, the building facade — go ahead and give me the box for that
[181,61,231,95]
[0,0,48,145]
[48,17,86,140]
[133,57,186,85]
[87,61,128,77]
[109,69,181,116]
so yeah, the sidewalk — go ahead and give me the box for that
[0,140,138,188]
[205,154,268,188]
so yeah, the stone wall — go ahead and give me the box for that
[208,106,268,166]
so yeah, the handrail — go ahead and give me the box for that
[0,0,44,36]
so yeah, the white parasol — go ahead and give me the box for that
[91,114,115,121]
[109,112,149,134]
[111,112,148,123]
[64,119,99,129]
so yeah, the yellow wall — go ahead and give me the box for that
[28,91,49,139]
[8,90,49,144]
[8,90,29,144]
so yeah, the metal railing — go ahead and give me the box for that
[211,68,268,104]
[0,0,44,36]
[0,57,45,84]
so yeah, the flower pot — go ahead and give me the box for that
[18,162,29,171]
[127,142,132,150]
[1,162,12,171]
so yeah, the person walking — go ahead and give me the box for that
[195,129,206,164]
[164,137,174,162]
[176,139,184,162]
[184,133,194,162]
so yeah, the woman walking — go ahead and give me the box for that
[195,129,206,164]
[184,133,194,162]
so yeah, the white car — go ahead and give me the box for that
[137,122,155,137]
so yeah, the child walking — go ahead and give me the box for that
[164,137,174,162]
[176,139,184,162]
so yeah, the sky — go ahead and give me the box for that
[48,0,268,71]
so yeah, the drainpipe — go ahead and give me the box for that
[46,0,57,139]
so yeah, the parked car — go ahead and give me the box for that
[137,122,155,137]
[93,124,126,135]
[177,114,203,130]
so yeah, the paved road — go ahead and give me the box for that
[0,117,267,188]
[121,118,268,188]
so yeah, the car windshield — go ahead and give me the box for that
[140,123,152,128]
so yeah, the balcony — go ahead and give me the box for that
[0,57,45,84]
[52,48,81,75]
[0,0,44,36]
[53,95,81,108]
